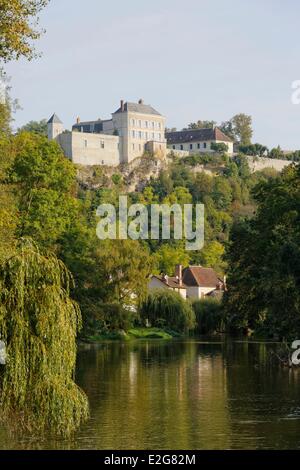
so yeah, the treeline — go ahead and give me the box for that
[0,0,90,436]
[223,163,300,340]
[239,143,300,161]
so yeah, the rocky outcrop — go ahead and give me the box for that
[76,154,168,192]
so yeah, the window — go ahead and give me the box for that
[100,140,105,149]
[180,144,183,150]
[139,120,142,127]
[158,133,161,141]
[152,122,155,128]
[190,144,193,150]
[203,142,207,149]
[152,133,155,140]
[101,160,105,165]
[197,143,200,149]
[139,131,142,139]
[145,121,148,128]
[158,122,161,129]
[132,130,135,138]
[131,119,135,126]
[132,143,135,150]
[145,132,148,140]
[172,145,175,150]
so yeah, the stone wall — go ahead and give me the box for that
[58,131,120,166]
[246,156,292,173]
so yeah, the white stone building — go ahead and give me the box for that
[148,265,225,301]
[166,128,234,155]
[47,99,167,166]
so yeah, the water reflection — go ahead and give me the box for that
[0,339,300,449]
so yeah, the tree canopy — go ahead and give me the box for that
[0,0,49,62]
[0,239,88,434]
[223,164,300,340]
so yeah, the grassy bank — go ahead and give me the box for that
[82,327,177,343]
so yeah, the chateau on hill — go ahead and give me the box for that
[166,128,234,154]
[47,99,233,166]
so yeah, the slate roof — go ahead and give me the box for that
[114,102,161,116]
[182,266,224,288]
[72,119,113,134]
[166,127,233,144]
[47,113,62,124]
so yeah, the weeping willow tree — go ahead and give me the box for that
[141,290,196,334]
[0,238,89,435]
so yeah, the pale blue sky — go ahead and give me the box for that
[6,0,300,149]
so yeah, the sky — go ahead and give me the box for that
[5,0,300,149]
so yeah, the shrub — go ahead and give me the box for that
[140,290,196,334]
[192,298,223,334]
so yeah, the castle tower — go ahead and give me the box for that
[47,113,64,140]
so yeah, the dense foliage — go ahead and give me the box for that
[192,298,223,334]
[141,290,196,333]
[0,117,281,337]
[223,164,300,340]
[0,239,89,434]
[0,0,49,62]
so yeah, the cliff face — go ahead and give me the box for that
[76,154,168,192]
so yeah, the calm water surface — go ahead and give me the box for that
[0,339,300,449]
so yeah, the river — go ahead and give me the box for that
[0,339,299,449]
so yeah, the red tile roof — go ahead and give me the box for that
[182,266,224,288]
[152,275,187,289]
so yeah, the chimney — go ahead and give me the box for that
[120,100,125,112]
[76,116,80,124]
[175,264,183,287]
[138,99,144,105]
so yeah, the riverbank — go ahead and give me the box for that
[81,327,179,343]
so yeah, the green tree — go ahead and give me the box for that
[223,164,300,339]
[189,172,213,202]
[141,290,196,333]
[269,145,284,160]
[153,243,190,276]
[18,119,47,135]
[163,186,193,205]
[199,240,225,272]
[0,74,18,260]
[239,143,268,157]
[0,239,88,434]
[192,298,223,334]
[211,142,229,153]
[0,0,49,62]
[185,120,217,130]
[221,114,253,145]
[212,177,233,210]
[8,132,78,249]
